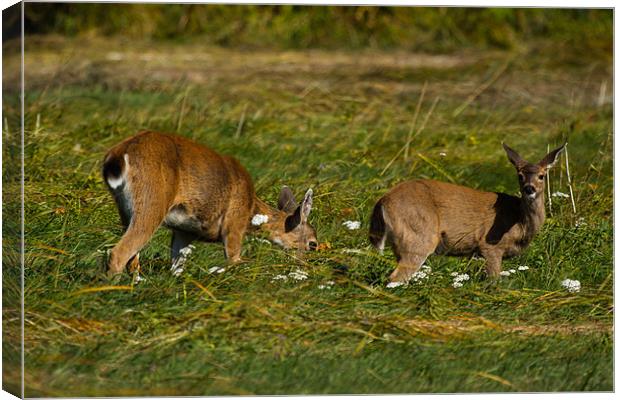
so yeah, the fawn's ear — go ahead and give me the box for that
[538,143,566,170]
[300,188,313,223]
[284,189,313,232]
[278,186,298,213]
[503,143,526,168]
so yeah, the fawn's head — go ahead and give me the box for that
[267,187,318,251]
[503,143,566,202]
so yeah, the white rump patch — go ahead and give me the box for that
[107,175,124,189]
[106,153,130,189]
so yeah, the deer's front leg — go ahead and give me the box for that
[481,249,503,279]
[223,231,244,263]
[222,208,250,263]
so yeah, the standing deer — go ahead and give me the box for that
[369,143,566,283]
[103,131,317,278]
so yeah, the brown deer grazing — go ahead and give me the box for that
[103,131,317,278]
[369,143,565,283]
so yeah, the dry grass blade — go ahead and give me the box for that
[475,371,516,389]
[564,144,577,213]
[453,59,511,117]
[381,96,439,176]
[417,152,456,183]
[546,143,553,215]
[404,81,427,161]
[176,86,190,133]
[190,279,219,301]
[235,103,248,139]
[70,285,133,296]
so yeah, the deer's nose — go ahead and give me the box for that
[308,241,318,251]
[523,185,536,196]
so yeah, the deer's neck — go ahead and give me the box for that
[519,194,546,241]
[251,197,284,232]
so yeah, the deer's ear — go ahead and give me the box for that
[284,189,313,232]
[285,207,301,232]
[538,143,566,170]
[300,188,313,223]
[503,143,525,168]
[278,186,298,213]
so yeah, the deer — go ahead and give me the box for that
[369,143,566,283]
[102,131,317,279]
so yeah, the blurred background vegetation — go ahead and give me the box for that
[11,4,611,56]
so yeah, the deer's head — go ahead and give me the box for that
[264,187,318,251]
[503,143,566,202]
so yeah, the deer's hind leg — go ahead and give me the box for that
[112,192,142,276]
[108,168,176,277]
[388,219,439,283]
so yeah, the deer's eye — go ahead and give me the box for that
[518,174,525,182]
[538,174,544,180]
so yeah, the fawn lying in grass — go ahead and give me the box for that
[369,143,565,283]
[103,131,317,278]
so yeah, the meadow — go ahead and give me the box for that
[2,29,613,395]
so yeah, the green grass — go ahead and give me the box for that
[2,35,613,396]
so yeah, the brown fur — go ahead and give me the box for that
[103,131,317,277]
[369,143,565,282]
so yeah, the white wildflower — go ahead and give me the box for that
[342,248,364,254]
[451,273,470,288]
[342,220,361,230]
[272,274,288,282]
[500,271,511,277]
[575,217,587,228]
[289,269,309,281]
[439,152,447,157]
[410,266,432,283]
[386,281,405,288]
[518,265,529,271]
[411,271,427,281]
[208,266,226,274]
[318,281,335,289]
[252,237,271,245]
[133,274,146,284]
[251,214,269,226]
[509,269,516,274]
[552,191,570,198]
[561,279,581,293]
[453,273,470,282]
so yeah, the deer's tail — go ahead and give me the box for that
[103,151,129,191]
[369,199,387,251]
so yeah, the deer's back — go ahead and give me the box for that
[106,131,256,234]
[382,179,514,254]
